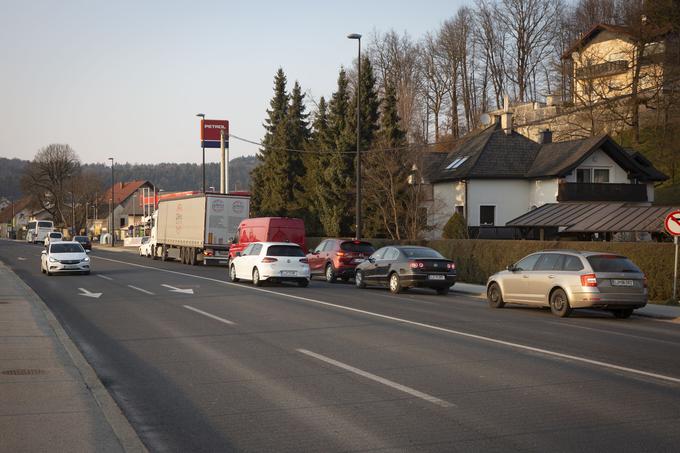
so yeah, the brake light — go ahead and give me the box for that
[447,263,456,270]
[299,258,308,263]
[262,257,278,263]
[580,273,598,287]
[409,261,424,269]
[337,251,346,257]
[204,251,213,256]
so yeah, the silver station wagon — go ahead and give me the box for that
[486,250,647,318]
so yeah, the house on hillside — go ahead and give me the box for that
[97,180,155,239]
[425,113,667,240]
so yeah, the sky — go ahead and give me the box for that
[0,0,466,165]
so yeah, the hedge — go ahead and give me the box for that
[307,237,676,302]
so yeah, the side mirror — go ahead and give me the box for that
[368,257,375,263]
[506,264,516,272]
[235,252,241,257]
[41,250,46,255]
[86,250,91,254]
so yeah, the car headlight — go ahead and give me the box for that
[48,257,58,263]
[82,256,90,262]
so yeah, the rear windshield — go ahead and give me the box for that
[266,245,305,257]
[74,236,88,242]
[51,243,84,253]
[340,241,374,253]
[587,255,641,273]
[49,232,61,238]
[401,247,444,259]
[38,221,52,228]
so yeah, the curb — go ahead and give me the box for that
[2,261,148,453]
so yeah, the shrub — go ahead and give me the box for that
[441,213,468,239]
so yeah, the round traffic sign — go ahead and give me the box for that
[664,210,680,236]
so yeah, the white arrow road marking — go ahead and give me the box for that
[183,305,235,325]
[97,274,113,281]
[78,288,102,299]
[18,257,26,261]
[298,349,454,408]
[162,284,194,294]
[128,285,155,295]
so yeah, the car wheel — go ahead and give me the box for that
[152,245,158,260]
[252,268,262,287]
[612,308,634,319]
[84,271,90,275]
[389,272,402,294]
[229,265,239,282]
[298,279,309,288]
[355,270,366,288]
[487,283,505,308]
[325,263,337,283]
[436,287,449,296]
[46,270,52,276]
[161,245,168,262]
[190,248,197,266]
[550,288,572,318]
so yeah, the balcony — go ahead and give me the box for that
[557,183,647,202]
[575,60,629,80]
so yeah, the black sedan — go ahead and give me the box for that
[73,235,92,251]
[354,246,456,295]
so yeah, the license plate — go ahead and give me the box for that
[612,279,634,287]
[64,265,78,269]
[428,275,446,280]
[281,270,297,277]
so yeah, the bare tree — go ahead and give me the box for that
[475,0,507,110]
[421,32,451,141]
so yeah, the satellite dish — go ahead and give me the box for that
[480,113,491,126]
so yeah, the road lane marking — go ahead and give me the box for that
[97,274,113,281]
[298,349,454,408]
[183,305,235,325]
[18,257,26,261]
[92,255,680,385]
[127,285,155,295]
[162,284,194,294]
[78,288,102,299]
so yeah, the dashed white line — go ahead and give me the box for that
[93,255,680,385]
[97,274,113,281]
[183,305,235,325]
[298,349,454,408]
[127,285,155,295]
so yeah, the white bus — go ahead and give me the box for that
[26,220,54,244]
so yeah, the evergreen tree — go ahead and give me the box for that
[286,81,312,220]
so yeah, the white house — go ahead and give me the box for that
[426,118,667,239]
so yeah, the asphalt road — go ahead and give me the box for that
[3,239,680,452]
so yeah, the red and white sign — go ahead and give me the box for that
[664,210,680,236]
[200,119,229,149]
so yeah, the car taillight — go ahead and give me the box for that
[337,251,346,257]
[409,261,424,269]
[262,257,278,263]
[204,251,213,256]
[643,275,648,288]
[447,263,456,270]
[580,273,598,287]
[299,258,308,263]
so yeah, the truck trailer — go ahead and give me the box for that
[149,193,249,265]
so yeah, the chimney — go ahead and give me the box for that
[538,129,553,144]
[501,94,513,135]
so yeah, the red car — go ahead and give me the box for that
[307,239,375,283]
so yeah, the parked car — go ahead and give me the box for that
[44,231,63,247]
[229,217,305,261]
[41,241,91,276]
[307,239,375,283]
[486,250,647,318]
[73,235,92,250]
[229,241,310,287]
[355,246,457,295]
[139,236,152,257]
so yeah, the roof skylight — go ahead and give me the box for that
[445,156,469,170]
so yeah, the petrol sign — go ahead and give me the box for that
[200,119,229,149]
[664,210,680,236]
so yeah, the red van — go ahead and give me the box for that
[229,217,306,260]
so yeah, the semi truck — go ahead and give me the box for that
[148,193,249,265]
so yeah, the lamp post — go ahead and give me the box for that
[108,157,114,247]
[196,113,206,193]
[348,32,362,240]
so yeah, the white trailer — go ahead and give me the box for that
[149,194,249,265]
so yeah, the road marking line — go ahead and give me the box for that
[97,274,113,281]
[162,284,194,294]
[127,285,155,295]
[183,305,235,325]
[78,288,102,299]
[93,255,680,385]
[298,349,454,408]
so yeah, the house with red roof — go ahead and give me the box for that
[96,180,155,239]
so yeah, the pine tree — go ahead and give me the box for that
[286,81,312,220]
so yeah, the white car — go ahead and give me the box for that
[139,236,153,257]
[229,242,310,287]
[41,241,91,276]
[44,231,63,247]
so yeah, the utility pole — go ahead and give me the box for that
[108,158,114,247]
[348,33,362,240]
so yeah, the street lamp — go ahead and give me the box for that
[196,113,206,193]
[108,157,114,247]
[348,33,362,240]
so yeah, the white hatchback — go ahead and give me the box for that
[229,242,310,287]
[41,241,91,276]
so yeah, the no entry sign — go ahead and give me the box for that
[664,210,680,236]
[200,119,229,149]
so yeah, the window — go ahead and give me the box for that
[250,244,263,255]
[266,245,304,256]
[384,248,400,261]
[593,169,610,183]
[534,254,562,271]
[340,241,375,254]
[445,156,469,170]
[577,168,592,183]
[370,248,387,260]
[561,255,584,271]
[241,244,254,255]
[586,255,640,273]
[455,206,465,217]
[120,218,126,227]
[402,247,444,259]
[479,206,495,226]
[515,254,540,271]
[314,240,327,253]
